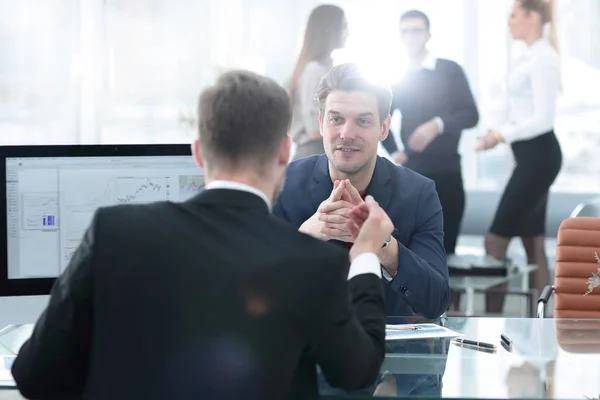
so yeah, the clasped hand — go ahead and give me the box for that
[300,179,390,244]
[315,179,364,242]
[299,179,394,254]
[298,179,362,242]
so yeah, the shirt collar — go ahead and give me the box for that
[205,180,271,211]
[527,38,548,55]
[420,51,438,71]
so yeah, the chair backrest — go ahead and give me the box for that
[556,319,600,353]
[554,217,600,318]
[570,196,600,218]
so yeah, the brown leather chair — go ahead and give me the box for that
[537,217,600,318]
[555,319,600,353]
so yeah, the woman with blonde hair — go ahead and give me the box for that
[477,0,562,314]
[288,4,348,160]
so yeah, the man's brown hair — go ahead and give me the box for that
[314,63,393,123]
[198,70,291,170]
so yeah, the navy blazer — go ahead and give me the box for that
[273,154,450,318]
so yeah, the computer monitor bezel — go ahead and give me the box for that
[0,144,193,297]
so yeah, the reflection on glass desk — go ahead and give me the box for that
[447,256,538,316]
[1,319,600,399]
[321,317,600,399]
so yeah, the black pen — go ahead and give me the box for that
[454,342,497,354]
[453,338,497,350]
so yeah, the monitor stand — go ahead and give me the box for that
[0,325,23,338]
[0,325,24,355]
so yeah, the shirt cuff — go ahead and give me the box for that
[433,117,444,134]
[498,123,517,143]
[348,252,382,280]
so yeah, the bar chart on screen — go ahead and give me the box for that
[21,192,59,231]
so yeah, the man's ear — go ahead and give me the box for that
[191,139,205,168]
[379,114,392,141]
[278,136,292,166]
[318,113,324,135]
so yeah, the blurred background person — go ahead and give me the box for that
[476,0,562,314]
[288,4,348,160]
[382,10,479,256]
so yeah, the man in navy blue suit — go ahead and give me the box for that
[274,63,449,318]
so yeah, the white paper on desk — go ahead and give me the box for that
[385,323,463,341]
[0,356,15,386]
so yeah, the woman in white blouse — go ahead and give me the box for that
[288,4,348,160]
[476,0,562,314]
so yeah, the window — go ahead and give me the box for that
[94,0,213,144]
[0,0,598,195]
[0,0,79,145]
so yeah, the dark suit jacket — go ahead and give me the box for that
[273,155,449,319]
[12,189,386,400]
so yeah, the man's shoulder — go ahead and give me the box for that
[94,201,177,229]
[281,154,322,194]
[381,156,434,189]
[287,154,321,176]
[435,58,465,73]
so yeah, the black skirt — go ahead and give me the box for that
[489,130,562,238]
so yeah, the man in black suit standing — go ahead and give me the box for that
[12,70,391,400]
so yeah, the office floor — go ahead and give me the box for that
[453,235,557,317]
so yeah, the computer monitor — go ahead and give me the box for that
[0,144,203,296]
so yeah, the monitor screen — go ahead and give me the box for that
[0,145,203,293]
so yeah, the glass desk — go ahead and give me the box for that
[320,317,600,399]
[448,254,538,316]
[1,318,599,399]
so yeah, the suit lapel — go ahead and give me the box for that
[309,155,395,212]
[365,157,394,211]
[309,154,334,211]
[308,155,395,248]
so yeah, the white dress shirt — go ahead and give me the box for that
[205,180,382,281]
[499,38,561,143]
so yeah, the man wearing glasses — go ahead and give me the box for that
[382,10,479,258]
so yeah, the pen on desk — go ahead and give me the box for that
[454,342,497,354]
[452,338,496,349]
[501,334,512,346]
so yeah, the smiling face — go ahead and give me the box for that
[320,90,390,175]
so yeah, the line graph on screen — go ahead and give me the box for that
[116,177,169,204]
[59,172,171,268]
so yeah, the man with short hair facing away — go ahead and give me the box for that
[12,70,390,400]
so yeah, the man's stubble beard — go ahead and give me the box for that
[331,152,375,176]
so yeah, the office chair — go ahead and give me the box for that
[555,319,600,353]
[537,217,600,318]
[570,196,600,218]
